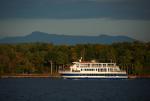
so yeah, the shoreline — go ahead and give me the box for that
[1,74,150,79]
[0,74,60,78]
[128,74,150,79]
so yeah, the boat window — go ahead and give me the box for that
[95,64,99,67]
[110,68,113,72]
[98,68,102,72]
[91,64,99,67]
[103,64,106,67]
[109,64,115,67]
[100,68,106,72]
[80,64,90,68]
[98,64,102,67]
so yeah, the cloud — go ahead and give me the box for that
[0,0,149,20]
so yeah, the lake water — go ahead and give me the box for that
[0,78,150,101]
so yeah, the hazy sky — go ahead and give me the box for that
[0,0,150,41]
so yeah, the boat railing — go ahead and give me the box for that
[59,70,71,73]
[72,70,80,72]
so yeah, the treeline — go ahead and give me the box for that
[0,41,150,75]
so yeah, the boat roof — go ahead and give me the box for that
[72,61,116,64]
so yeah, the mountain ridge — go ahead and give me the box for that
[0,31,135,44]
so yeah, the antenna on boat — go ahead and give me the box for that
[79,57,82,62]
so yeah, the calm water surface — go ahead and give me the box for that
[0,78,150,101]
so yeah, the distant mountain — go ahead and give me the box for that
[0,31,135,44]
[0,35,6,39]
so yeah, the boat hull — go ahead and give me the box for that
[60,73,128,79]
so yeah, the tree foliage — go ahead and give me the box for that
[0,42,149,75]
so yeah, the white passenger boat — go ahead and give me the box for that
[59,58,128,79]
